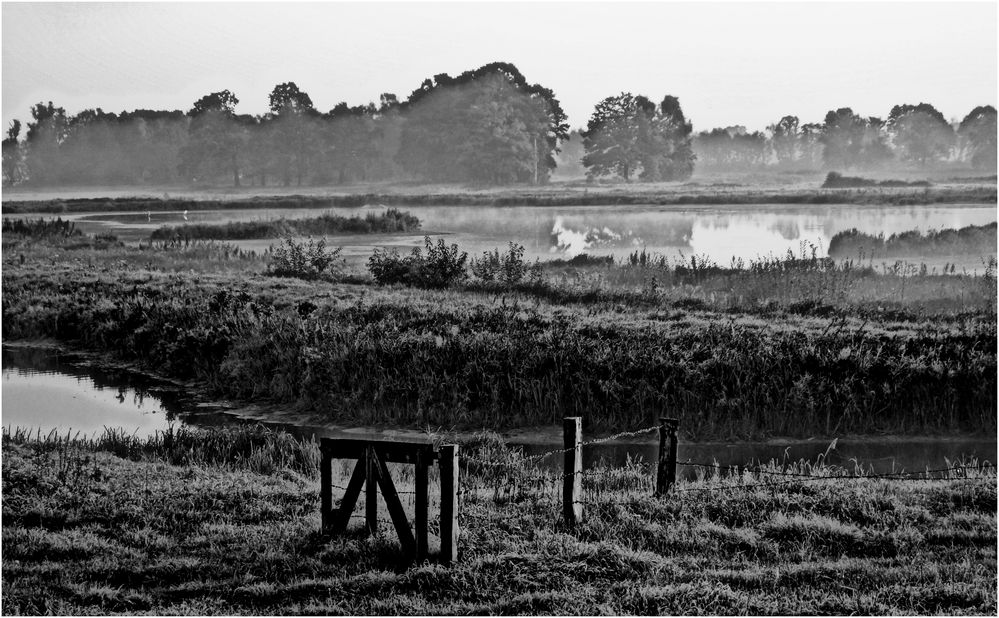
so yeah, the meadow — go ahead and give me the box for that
[2,425,995,614]
[2,200,996,616]
[2,225,995,440]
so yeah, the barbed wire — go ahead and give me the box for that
[521,425,663,462]
[670,466,995,495]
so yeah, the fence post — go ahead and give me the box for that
[415,450,429,562]
[656,417,679,496]
[563,417,583,529]
[439,444,459,565]
[320,445,332,532]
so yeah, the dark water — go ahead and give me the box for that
[2,346,994,475]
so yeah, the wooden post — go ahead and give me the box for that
[439,444,459,565]
[415,450,429,562]
[657,417,679,496]
[562,417,583,529]
[320,446,333,532]
[365,446,378,535]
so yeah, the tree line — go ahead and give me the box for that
[2,60,995,188]
[687,104,996,175]
[1,62,568,188]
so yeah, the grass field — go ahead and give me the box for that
[2,230,995,439]
[2,425,995,615]
[3,194,996,615]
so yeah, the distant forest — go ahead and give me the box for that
[1,61,996,188]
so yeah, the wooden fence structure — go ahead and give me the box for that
[317,417,680,562]
[319,438,459,564]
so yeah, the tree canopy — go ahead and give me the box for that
[959,105,997,171]
[887,103,955,166]
[582,93,694,181]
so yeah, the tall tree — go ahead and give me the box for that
[2,120,24,186]
[820,108,890,169]
[180,90,245,186]
[768,115,800,167]
[582,93,642,180]
[958,105,997,171]
[267,82,319,185]
[583,93,693,181]
[887,103,955,166]
[398,62,567,184]
[24,101,68,184]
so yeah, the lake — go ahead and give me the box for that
[3,345,994,477]
[47,202,999,270]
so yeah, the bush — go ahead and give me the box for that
[367,236,468,288]
[471,242,541,286]
[266,237,343,281]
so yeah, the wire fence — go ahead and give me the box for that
[321,424,996,556]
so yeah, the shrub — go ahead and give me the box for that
[368,247,419,285]
[367,236,468,288]
[471,242,541,286]
[266,237,343,281]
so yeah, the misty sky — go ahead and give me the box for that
[2,2,996,134]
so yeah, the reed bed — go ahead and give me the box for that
[829,222,998,258]
[3,264,994,439]
[149,208,420,241]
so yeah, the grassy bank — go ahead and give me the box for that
[829,222,998,260]
[2,425,995,614]
[2,235,995,439]
[3,183,996,214]
[149,208,421,241]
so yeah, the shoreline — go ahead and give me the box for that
[3,183,997,213]
[4,339,995,448]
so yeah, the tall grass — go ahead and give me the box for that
[149,208,420,241]
[829,222,998,258]
[2,424,321,477]
[3,269,994,439]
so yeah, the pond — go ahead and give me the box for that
[3,345,994,477]
[49,202,999,270]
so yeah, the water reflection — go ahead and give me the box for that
[48,203,996,266]
[1,346,187,438]
[518,438,997,479]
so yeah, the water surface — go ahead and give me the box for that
[3,346,993,477]
[37,202,998,270]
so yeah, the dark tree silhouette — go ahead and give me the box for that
[887,103,955,166]
[959,105,997,171]
[181,90,245,186]
[583,93,694,181]
[2,120,24,186]
[820,108,891,169]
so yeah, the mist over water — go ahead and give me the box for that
[52,203,999,270]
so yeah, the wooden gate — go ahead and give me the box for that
[319,438,459,564]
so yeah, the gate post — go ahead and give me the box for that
[439,444,459,565]
[563,417,583,529]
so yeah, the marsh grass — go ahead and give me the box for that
[3,242,996,438]
[2,427,995,614]
[150,208,421,241]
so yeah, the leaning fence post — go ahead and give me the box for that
[563,417,583,529]
[439,444,459,565]
[656,417,679,496]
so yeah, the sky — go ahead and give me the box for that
[2,1,996,134]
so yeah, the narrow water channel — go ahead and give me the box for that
[2,345,994,476]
